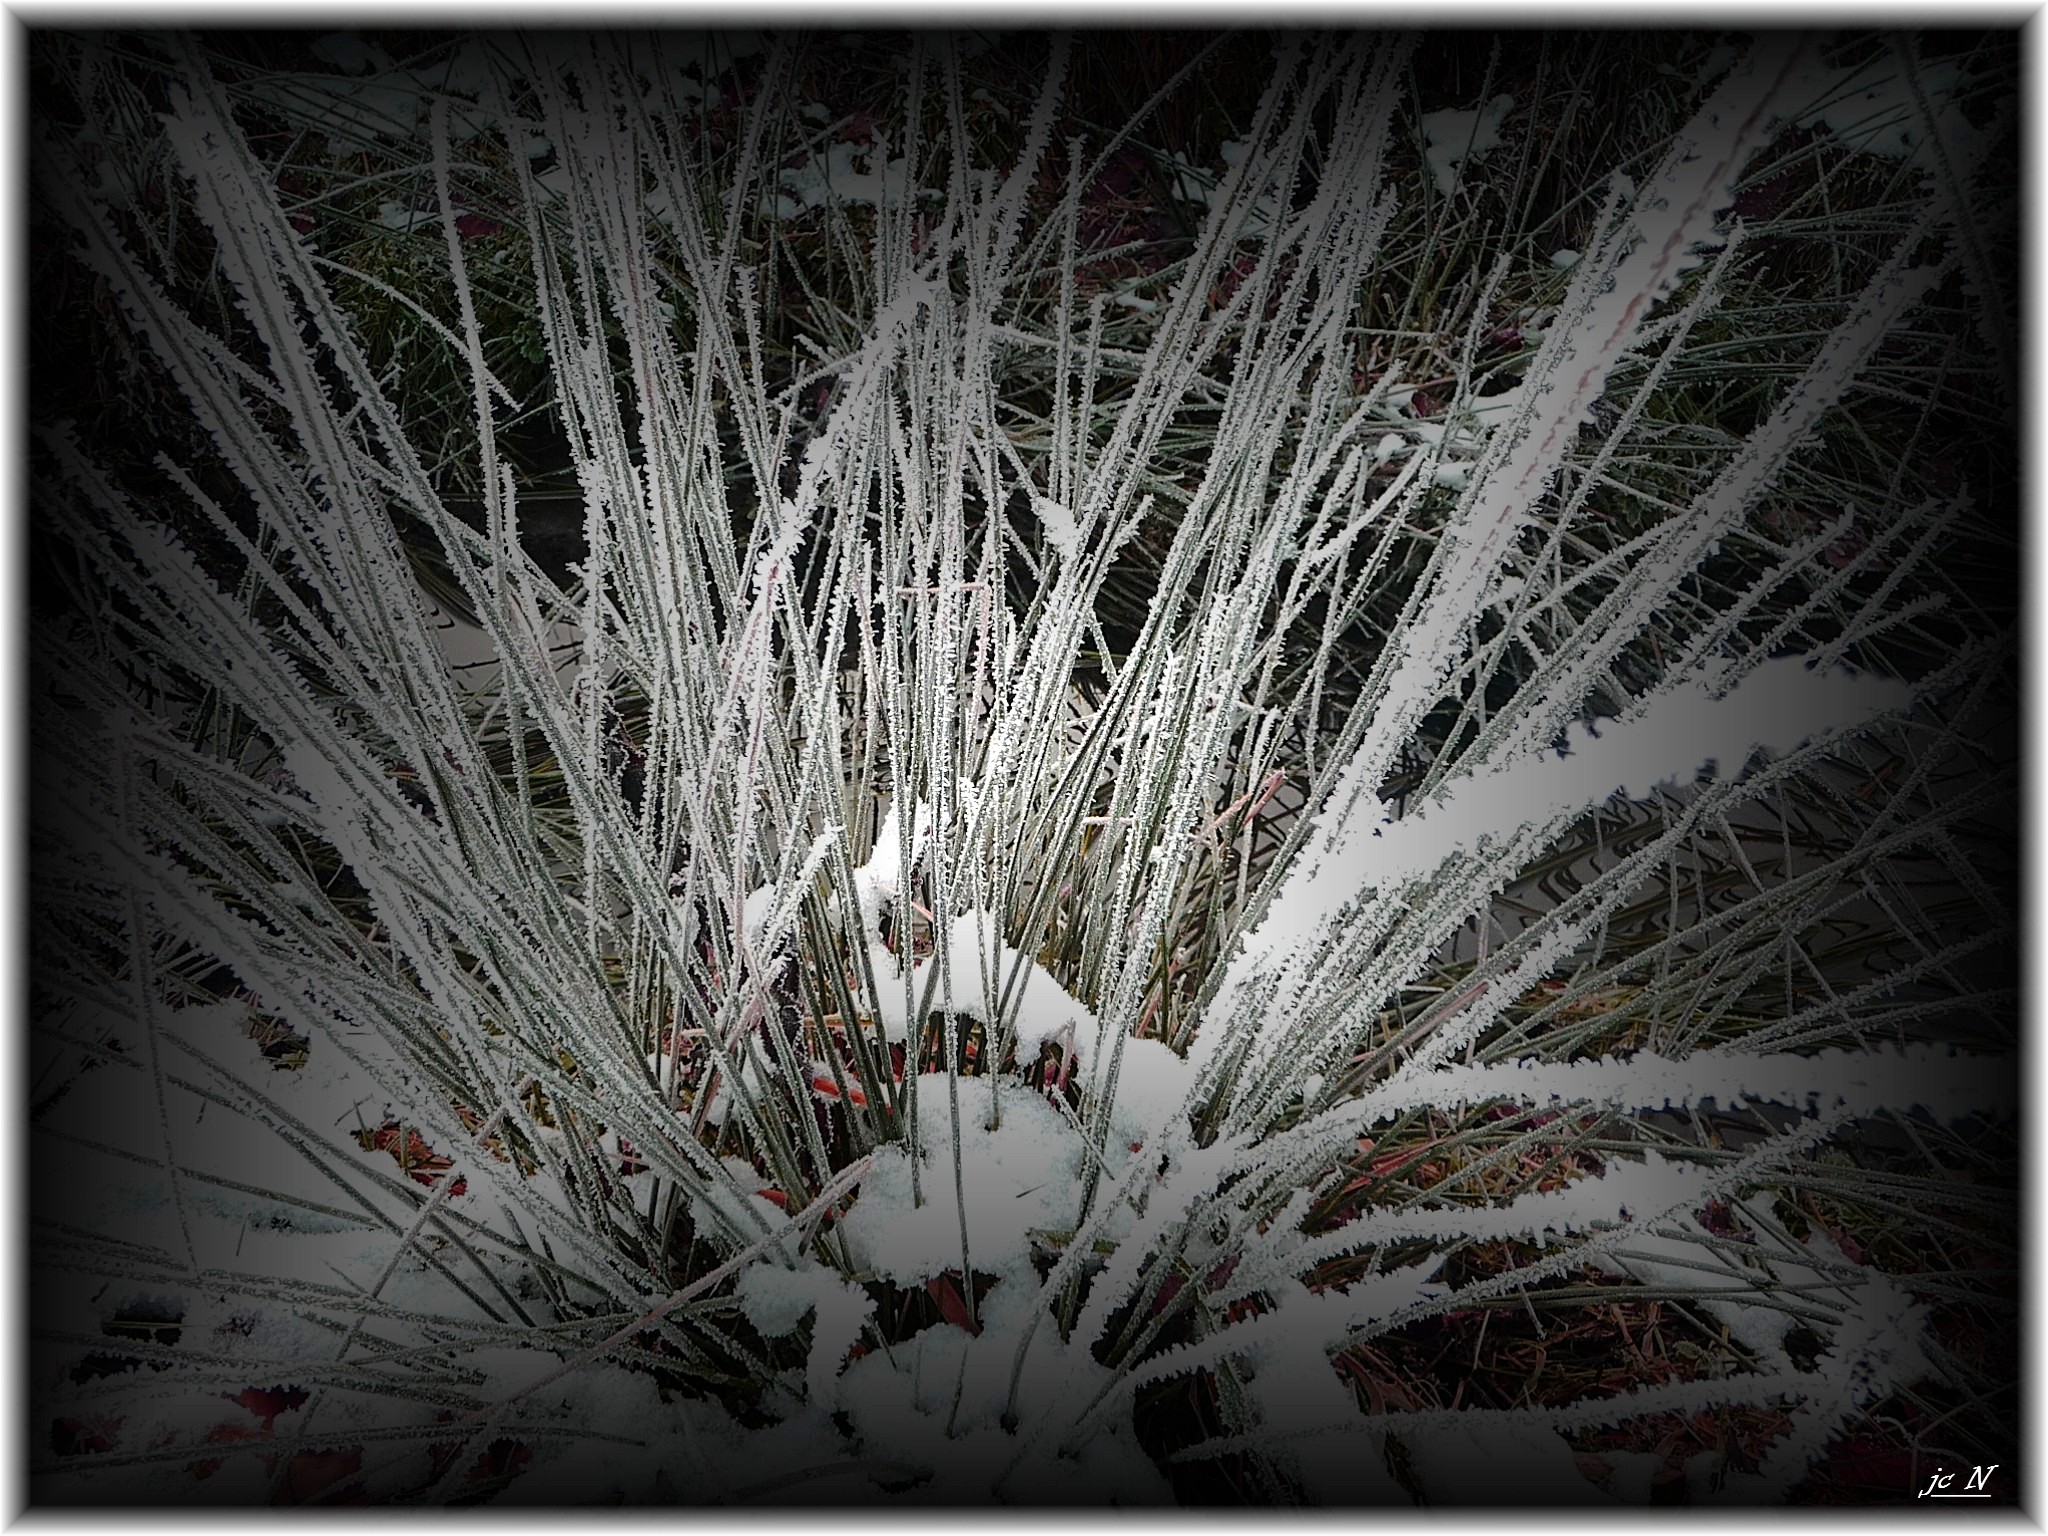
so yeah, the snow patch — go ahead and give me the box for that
[1422,94,1515,196]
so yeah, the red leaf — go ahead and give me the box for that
[809,1074,869,1108]
[228,1384,308,1430]
[1147,1270,1186,1317]
[1825,1432,1914,1489]
[926,1274,980,1334]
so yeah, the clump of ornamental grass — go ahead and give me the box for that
[28,29,2016,1506]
